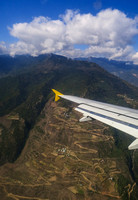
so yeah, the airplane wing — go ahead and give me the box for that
[52,89,138,150]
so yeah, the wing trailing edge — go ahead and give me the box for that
[52,89,138,150]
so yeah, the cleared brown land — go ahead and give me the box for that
[0,98,135,200]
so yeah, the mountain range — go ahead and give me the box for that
[75,57,138,87]
[0,54,138,200]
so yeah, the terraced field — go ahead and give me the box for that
[0,98,135,200]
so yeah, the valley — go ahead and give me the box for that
[0,54,138,199]
[0,99,134,200]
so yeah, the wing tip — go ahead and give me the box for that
[52,89,63,101]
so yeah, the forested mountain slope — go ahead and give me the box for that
[76,57,138,87]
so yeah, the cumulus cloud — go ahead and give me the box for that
[0,41,8,54]
[8,9,138,63]
[9,16,68,56]
[132,52,138,64]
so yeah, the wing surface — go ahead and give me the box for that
[52,89,138,150]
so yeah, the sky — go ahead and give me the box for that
[0,0,138,64]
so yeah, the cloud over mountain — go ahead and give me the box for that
[132,52,138,64]
[7,9,138,63]
[0,42,8,54]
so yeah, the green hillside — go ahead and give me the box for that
[76,57,138,87]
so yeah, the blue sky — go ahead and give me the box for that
[0,0,138,63]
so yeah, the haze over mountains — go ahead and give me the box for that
[0,54,138,199]
[76,57,138,87]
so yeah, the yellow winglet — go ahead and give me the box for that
[52,89,63,101]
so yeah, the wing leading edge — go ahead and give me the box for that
[52,89,138,150]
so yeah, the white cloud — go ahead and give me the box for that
[10,41,37,57]
[8,9,138,63]
[132,52,138,64]
[9,16,68,56]
[0,41,8,54]
[64,9,138,49]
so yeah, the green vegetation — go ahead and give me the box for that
[0,119,27,164]
[77,188,85,196]
[117,174,129,200]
